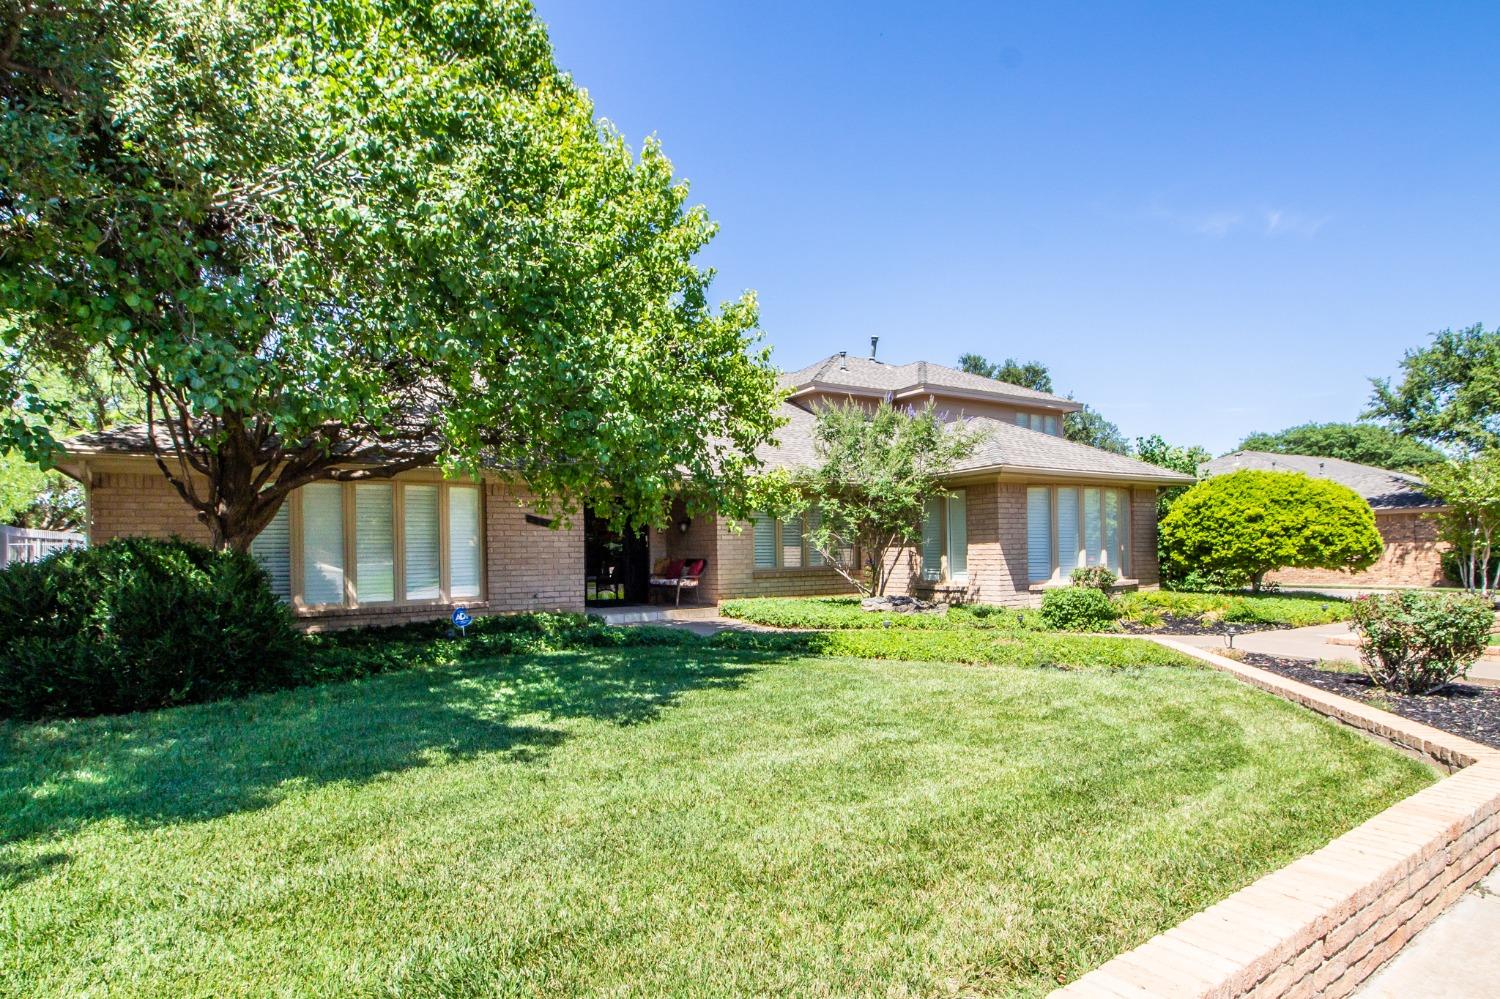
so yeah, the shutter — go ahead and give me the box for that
[752,514,777,569]
[781,515,803,569]
[448,485,482,598]
[301,483,345,605]
[946,490,967,582]
[251,501,291,599]
[1102,489,1120,571]
[1083,488,1102,567]
[1057,487,1080,575]
[354,484,394,603]
[921,497,943,581]
[806,508,824,567]
[1026,487,1052,582]
[404,484,441,600]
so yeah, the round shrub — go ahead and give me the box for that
[0,537,305,719]
[1349,591,1494,694]
[1069,566,1118,592]
[1040,586,1119,632]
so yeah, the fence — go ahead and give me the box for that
[0,526,86,568]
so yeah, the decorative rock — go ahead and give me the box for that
[861,595,944,615]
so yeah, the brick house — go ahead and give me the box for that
[1199,450,1449,589]
[56,352,1193,628]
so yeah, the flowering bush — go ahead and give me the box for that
[1069,566,1118,592]
[1349,591,1494,694]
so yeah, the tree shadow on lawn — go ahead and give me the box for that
[0,647,760,865]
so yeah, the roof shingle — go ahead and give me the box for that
[1199,451,1441,510]
[780,353,1080,410]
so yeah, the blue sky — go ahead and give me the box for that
[537,1,1500,455]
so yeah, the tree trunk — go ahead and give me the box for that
[1250,570,1264,594]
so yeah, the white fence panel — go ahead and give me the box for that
[0,526,86,568]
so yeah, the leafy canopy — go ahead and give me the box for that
[0,0,781,549]
[1159,470,1383,591]
[1238,422,1445,471]
[956,353,1054,393]
[787,402,985,596]
[1367,324,1500,454]
[1422,452,1500,595]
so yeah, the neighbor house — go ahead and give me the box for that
[1199,450,1449,589]
[55,351,1193,629]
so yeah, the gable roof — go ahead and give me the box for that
[1199,451,1441,510]
[781,353,1081,413]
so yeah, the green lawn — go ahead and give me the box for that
[1,643,1430,997]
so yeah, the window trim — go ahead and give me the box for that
[750,509,854,573]
[1025,484,1132,584]
[260,478,487,611]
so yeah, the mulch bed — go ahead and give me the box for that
[1240,651,1500,750]
[1119,615,1287,637]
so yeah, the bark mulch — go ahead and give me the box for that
[1119,615,1286,638]
[1240,651,1500,750]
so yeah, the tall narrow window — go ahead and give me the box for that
[1057,487,1080,576]
[301,482,346,605]
[921,497,943,581]
[1026,487,1051,582]
[449,485,482,598]
[1102,489,1120,571]
[752,513,777,569]
[1082,488,1102,567]
[946,491,967,583]
[251,502,292,599]
[1044,415,1060,435]
[354,484,395,603]
[806,508,825,567]
[780,515,803,569]
[404,484,441,600]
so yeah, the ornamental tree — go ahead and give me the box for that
[1158,470,1383,592]
[1423,452,1500,596]
[788,402,985,596]
[1,0,781,551]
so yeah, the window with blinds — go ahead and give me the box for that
[780,515,803,569]
[920,497,943,581]
[1026,487,1051,582]
[752,513,777,569]
[946,491,967,582]
[403,484,442,601]
[1082,489,1103,567]
[805,508,824,567]
[1028,486,1130,581]
[449,485,481,598]
[354,484,395,603]
[251,502,292,599]
[1057,487,1080,575]
[301,482,346,605]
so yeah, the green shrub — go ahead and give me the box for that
[718,596,1041,631]
[1069,566,1117,591]
[1040,587,1118,632]
[0,537,304,719]
[1348,591,1495,694]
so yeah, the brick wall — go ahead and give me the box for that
[1131,486,1161,588]
[1270,510,1448,589]
[707,512,861,602]
[84,465,583,629]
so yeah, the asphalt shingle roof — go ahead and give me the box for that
[780,354,1080,410]
[1199,451,1441,510]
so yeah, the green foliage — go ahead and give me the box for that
[0,538,303,719]
[1133,433,1212,521]
[1367,324,1500,453]
[1115,590,1352,629]
[0,452,80,529]
[1423,453,1500,594]
[709,625,1190,668]
[1,0,780,550]
[1040,587,1119,631]
[1069,566,1118,591]
[719,596,1039,631]
[1159,470,1384,591]
[1349,591,1495,694]
[956,353,1055,393]
[1064,404,1129,454]
[1237,422,1445,471]
[783,402,986,595]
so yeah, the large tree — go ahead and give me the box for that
[1238,421,1445,471]
[956,353,1054,393]
[1367,324,1500,454]
[1133,434,1210,517]
[1,0,781,551]
[1159,470,1383,592]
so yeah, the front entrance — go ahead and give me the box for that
[584,508,650,605]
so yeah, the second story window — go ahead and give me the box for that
[1015,412,1061,435]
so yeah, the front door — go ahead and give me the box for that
[584,508,650,605]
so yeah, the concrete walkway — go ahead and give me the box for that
[1170,622,1500,687]
[1357,871,1500,997]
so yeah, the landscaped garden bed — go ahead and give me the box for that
[1238,650,1500,749]
[0,642,1431,997]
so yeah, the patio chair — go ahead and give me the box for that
[649,558,707,607]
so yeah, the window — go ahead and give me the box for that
[249,479,484,608]
[921,489,968,583]
[1015,412,1061,436]
[749,509,853,570]
[1025,485,1131,582]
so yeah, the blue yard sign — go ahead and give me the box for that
[451,607,473,634]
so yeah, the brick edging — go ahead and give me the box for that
[1050,639,1500,999]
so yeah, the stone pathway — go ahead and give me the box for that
[1357,871,1500,998]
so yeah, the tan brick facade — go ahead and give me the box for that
[1268,509,1448,589]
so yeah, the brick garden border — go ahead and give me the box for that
[1049,638,1500,999]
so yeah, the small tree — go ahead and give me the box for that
[1159,470,1383,592]
[790,403,985,596]
[1423,453,1500,596]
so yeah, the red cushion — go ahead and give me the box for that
[685,559,706,577]
[663,559,684,578]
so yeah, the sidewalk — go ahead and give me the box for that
[1357,871,1500,997]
